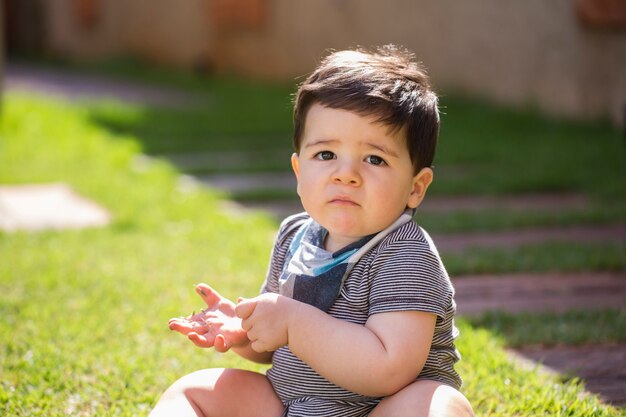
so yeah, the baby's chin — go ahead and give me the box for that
[320,219,378,243]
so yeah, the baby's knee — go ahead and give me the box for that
[150,368,228,417]
[371,380,473,417]
[427,383,474,417]
[157,368,281,417]
[162,368,224,399]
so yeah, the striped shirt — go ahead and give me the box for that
[261,212,462,417]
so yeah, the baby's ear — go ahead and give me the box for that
[291,153,300,178]
[407,167,433,209]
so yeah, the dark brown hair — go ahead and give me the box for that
[292,45,440,173]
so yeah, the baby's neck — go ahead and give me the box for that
[323,234,360,253]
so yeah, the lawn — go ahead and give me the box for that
[1,73,625,416]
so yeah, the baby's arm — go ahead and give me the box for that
[236,294,435,396]
[169,283,273,364]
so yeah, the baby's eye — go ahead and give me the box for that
[315,151,336,161]
[365,155,387,166]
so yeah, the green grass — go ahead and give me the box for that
[86,86,294,154]
[443,242,626,275]
[466,309,626,348]
[436,96,626,200]
[417,203,626,233]
[1,91,625,416]
[0,93,276,415]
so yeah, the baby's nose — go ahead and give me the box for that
[332,161,361,185]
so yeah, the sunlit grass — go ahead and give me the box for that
[436,96,626,200]
[443,242,626,275]
[465,309,626,347]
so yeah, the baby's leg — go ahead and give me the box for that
[370,379,474,417]
[149,368,284,417]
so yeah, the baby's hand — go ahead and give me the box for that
[235,293,295,353]
[168,283,248,352]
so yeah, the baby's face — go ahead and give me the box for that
[291,103,431,252]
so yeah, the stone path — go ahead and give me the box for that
[5,63,625,408]
[0,183,111,232]
[514,343,626,407]
[453,272,626,316]
[434,223,625,252]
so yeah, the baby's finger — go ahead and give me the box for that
[188,332,215,349]
[168,319,194,334]
[235,298,256,320]
[250,339,267,353]
[169,316,194,325]
[213,334,231,353]
[169,316,195,325]
[169,319,208,335]
[195,283,222,308]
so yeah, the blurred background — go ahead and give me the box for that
[3,0,626,126]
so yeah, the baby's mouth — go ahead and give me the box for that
[329,196,359,206]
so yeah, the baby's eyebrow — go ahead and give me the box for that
[365,142,399,158]
[303,139,338,148]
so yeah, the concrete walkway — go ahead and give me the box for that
[5,63,625,408]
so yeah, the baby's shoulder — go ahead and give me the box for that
[278,211,309,234]
[274,211,310,248]
[370,220,444,266]
[377,220,429,250]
